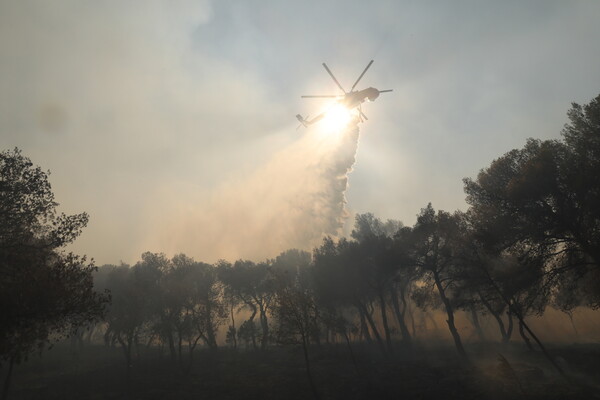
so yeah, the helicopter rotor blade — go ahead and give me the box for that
[322,63,346,94]
[301,95,343,98]
[350,60,374,92]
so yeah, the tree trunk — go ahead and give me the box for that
[117,334,133,381]
[206,317,218,349]
[469,306,485,341]
[566,312,579,337]
[104,328,112,347]
[187,334,202,373]
[390,287,412,345]
[85,325,96,345]
[343,330,360,375]
[301,335,320,400]
[134,334,141,362]
[433,272,468,361]
[312,307,321,346]
[167,330,177,363]
[478,264,569,380]
[230,303,238,350]
[505,311,514,343]
[378,289,393,353]
[358,310,372,344]
[408,302,417,337]
[71,329,84,354]
[177,332,183,368]
[359,302,387,356]
[479,295,509,343]
[518,313,569,380]
[248,306,258,350]
[518,320,534,351]
[259,304,269,350]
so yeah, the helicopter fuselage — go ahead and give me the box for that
[340,87,380,109]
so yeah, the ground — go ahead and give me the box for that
[7,342,600,399]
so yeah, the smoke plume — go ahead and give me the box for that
[145,124,360,262]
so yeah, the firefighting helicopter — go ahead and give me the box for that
[296,60,392,128]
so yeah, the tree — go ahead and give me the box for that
[218,260,274,350]
[312,238,366,346]
[313,237,386,354]
[457,217,568,378]
[407,204,468,360]
[551,266,599,336]
[271,265,321,400]
[171,255,225,353]
[351,214,404,353]
[131,252,175,362]
[464,93,600,307]
[452,249,514,344]
[103,264,147,380]
[0,148,107,398]
[103,254,227,375]
[237,320,260,350]
[389,227,419,346]
[272,249,318,340]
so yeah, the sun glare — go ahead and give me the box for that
[321,104,353,132]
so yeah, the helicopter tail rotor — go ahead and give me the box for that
[296,114,309,129]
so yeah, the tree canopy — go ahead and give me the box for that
[0,148,107,366]
[464,94,600,307]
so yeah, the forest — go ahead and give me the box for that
[1,95,600,399]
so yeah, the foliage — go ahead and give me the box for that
[464,94,600,307]
[0,148,107,366]
[101,253,226,373]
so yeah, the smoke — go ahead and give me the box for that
[144,123,360,263]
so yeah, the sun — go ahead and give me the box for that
[320,104,353,132]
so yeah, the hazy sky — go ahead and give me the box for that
[2,1,600,265]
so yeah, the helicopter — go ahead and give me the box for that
[296,60,392,128]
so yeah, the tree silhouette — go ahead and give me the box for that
[218,260,274,349]
[350,214,403,353]
[407,204,468,360]
[0,148,107,398]
[464,94,600,307]
[102,264,146,379]
[313,237,387,355]
[171,255,225,353]
[271,263,321,400]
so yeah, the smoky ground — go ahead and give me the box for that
[8,339,600,400]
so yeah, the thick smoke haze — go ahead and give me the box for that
[2,1,600,265]
[145,125,360,262]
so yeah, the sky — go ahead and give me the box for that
[1,1,600,265]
